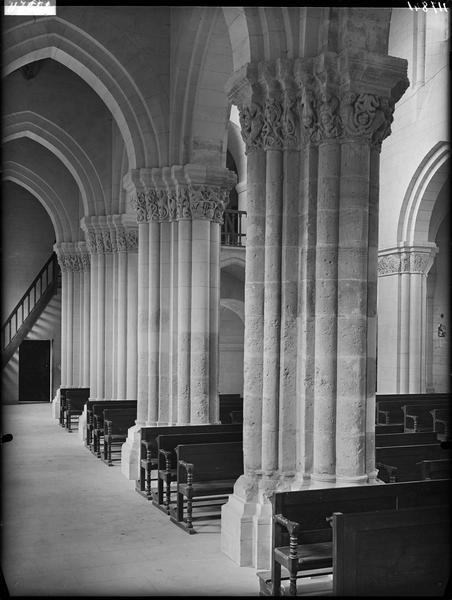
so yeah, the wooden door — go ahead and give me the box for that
[19,340,51,402]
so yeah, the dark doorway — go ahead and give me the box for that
[19,340,51,402]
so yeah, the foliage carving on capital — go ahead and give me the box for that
[95,231,105,254]
[116,227,128,252]
[126,229,138,250]
[146,189,160,222]
[177,187,192,220]
[340,92,394,147]
[86,230,97,254]
[130,191,148,223]
[188,185,229,223]
[168,191,178,221]
[102,229,113,253]
[282,92,298,149]
[317,93,341,140]
[238,102,265,153]
[79,253,90,270]
[262,97,284,150]
[378,254,399,276]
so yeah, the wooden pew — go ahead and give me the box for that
[331,505,450,596]
[138,423,242,500]
[91,400,137,457]
[403,400,450,433]
[260,479,451,596]
[375,423,404,434]
[59,387,89,427]
[154,430,243,514]
[430,408,450,440]
[376,441,451,482]
[65,391,90,432]
[102,408,137,466]
[219,394,243,424]
[375,431,439,447]
[170,440,243,534]
[417,458,452,480]
[376,393,450,426]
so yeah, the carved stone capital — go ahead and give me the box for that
[378,246,438,276]
[130,191,148,223]
[189,185,230,223]
[231,51,408,152]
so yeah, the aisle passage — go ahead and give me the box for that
[1,404,258,596]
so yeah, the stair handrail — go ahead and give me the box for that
[1,252,59,351]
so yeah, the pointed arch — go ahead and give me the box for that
[397,142,450,245]
[3,111,104,216]
[3,162,76,242]
[3,17,161,169]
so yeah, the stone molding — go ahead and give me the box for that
[226,51,408,153]
[378,246,438,276]
[128,165,236,225]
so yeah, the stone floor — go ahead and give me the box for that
[1,403,260,597]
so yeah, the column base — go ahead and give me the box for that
[220,474,276,570]
[51,389,60,420]
[221,470,386,571]
[77,404,87,442]
[120,423,143,481]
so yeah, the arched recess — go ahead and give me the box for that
[3,17,160,169]
[3,111,104,216]
[397,141,450,245]
[3,161,75,242]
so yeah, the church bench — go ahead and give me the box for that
[154,430,243,514]
[91,400,137,457]
[430,408,450,440]
[59,387,90,427]
[375,441,451,482]
[219,394,243,424]
[138,423,242,500]
[264,479,451,596]
[375,431,439,447]
[331,505,450,596]
[169,440,243,534]
[375,423,404,434]
[402,400,450,433]
[85,399,137,447]
[376,393,450,425]
[417,458,452,480]
[65,393,90,432]
[102,408,137,466]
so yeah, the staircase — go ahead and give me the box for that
[1,252,60,369]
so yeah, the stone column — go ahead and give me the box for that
[121,165,235,481]
[53,242,86,420]
[78,243,90,387]
[377,244,438,394]
[221,48,408,568]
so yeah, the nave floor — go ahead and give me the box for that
[1,403,258,597]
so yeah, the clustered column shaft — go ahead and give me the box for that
[55,242,91,389]
[128,165,235,428]
[225,51,408,491]
[81,215,138,402]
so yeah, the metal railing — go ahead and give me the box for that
[1,252,60,367]
[221,209,247,247]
